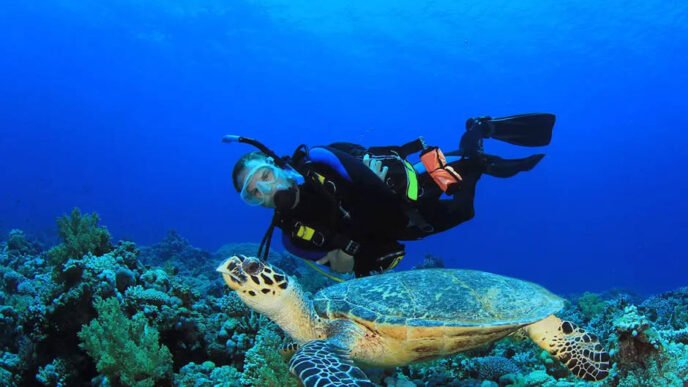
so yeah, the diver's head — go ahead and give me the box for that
[232,151,300,208]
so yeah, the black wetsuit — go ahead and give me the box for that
[275,145,484,276]
[410,156,484,236]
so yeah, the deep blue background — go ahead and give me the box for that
[1,1,687,294]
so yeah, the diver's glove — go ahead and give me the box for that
[362,154,389,182]
[317,249,355,274]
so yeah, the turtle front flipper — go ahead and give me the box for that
[289,339,373,387]
[526,315,610,381]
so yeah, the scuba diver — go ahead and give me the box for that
[226,113,555,278]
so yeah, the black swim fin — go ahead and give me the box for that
[483,153,545,178]
[443,149,545,178]
[480,113,555,147]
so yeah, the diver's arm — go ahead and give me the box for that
[316,250,354,273]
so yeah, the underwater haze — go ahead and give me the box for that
[2,0,688,297]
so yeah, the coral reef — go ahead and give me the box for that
[7,229,41,259]
[176,361,242,386]
[47,208,113,267]
[241,325,299,387]
[139,229,212,275]
[0,214,687,386]
[78,297,173,386]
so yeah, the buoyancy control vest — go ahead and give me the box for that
[271,139,440,263]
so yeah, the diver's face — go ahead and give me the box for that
[238,159,293,208]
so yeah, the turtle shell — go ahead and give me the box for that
[313,269,564,327]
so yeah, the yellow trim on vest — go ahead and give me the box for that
[295,225,316,241]
[313,172,326,184]
[387,254,404,270]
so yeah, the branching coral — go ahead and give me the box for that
[577,292,607,320]
[241,324,299,387]
[47,208,112,267]
[78,297,172,387]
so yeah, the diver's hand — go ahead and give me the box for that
[362,154,389,181]
[317,249,355,273]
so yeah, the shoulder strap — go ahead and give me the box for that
[367,137,427,158]
[306,146,352,182]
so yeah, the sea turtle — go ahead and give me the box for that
[217,255,610,386]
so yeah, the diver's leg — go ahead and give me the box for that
[418,158,483,233]
[449,128,546,178]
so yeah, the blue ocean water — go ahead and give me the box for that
[1,1,687,295]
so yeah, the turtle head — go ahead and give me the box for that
[216,255,291,312]
[218,255,324,343]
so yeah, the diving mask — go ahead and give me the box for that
[239,158,298,207]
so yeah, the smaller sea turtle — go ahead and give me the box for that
[217,256,610,386]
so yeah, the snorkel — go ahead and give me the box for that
[223,135,291,169]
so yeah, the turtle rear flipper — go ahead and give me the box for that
[526,315,611,381]
[289,339,373,387]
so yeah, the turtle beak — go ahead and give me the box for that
[217,256,248,290]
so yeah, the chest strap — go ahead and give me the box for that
[291,221,361,256]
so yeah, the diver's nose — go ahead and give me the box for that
[242,257,264,276]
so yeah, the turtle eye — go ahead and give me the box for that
[243,259,264,276]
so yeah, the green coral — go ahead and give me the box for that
[48,208,113,266]
[124,285,173,307]
[175,361,242,386]
[7,229,40,258]
[78,297,172,387]
[577,292,606,320]
[241,324,299,387]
